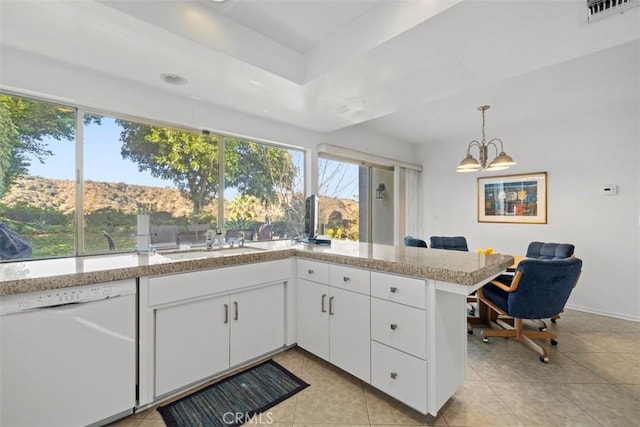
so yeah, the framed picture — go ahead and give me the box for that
[477,172,547,224]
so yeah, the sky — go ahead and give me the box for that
[24,116,358,199]
[27,117,173,187]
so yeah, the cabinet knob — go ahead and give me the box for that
[308,269,314,274]
[343,276,350,282]
[390,286,398,293]
[390,323,398,331]
[390,372,398,380]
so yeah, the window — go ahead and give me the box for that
[224,138,305,241]
[82,115,222,252]
[317,156,394,244]
[0,93,77,259]
[0,91,305,261]
[317,158,360,241]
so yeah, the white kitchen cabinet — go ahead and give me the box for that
[230,284,285,366]
[328,286,370,382]
[155,295,230,397]
[296,262,370,382]
[140,260,291,402]
[371,340,427,412]
[154,282,284,396]
[296,279,330,360]
[154,282,284,397]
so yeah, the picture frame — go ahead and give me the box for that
[477,172,547,224]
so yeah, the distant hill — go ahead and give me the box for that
[1,176,359,223]
[1,175,198,217]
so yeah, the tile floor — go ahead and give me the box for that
[111,309,639,426]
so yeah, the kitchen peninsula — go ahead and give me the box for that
[0,241,512,424]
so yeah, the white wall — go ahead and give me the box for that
[0,47,417,166]
[421,105,640,321]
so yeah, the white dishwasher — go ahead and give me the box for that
[0,280,136,427]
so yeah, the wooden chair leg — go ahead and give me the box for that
[519,333,549,361]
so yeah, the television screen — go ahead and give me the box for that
[304,195,318,239]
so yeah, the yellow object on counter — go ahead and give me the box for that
[476,248,494,254]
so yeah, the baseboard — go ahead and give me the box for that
[564,304,640,323]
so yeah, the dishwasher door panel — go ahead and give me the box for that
[0,294,136,427]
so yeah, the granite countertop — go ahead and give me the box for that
[0,240,513,296]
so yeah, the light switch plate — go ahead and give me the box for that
[601,185,617,195]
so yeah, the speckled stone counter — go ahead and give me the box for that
[0,240,513,296]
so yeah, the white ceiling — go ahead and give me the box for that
[0,0,639,144]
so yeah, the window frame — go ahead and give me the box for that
[0,90,307,260]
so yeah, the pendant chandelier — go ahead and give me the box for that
[456,105,516,173]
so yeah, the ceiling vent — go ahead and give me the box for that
[588,0,639,22]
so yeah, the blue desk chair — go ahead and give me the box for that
[526,241,574,260]
[403,236,428,248]
[478,258,582,363]
[429,236,468,251]
[508,241,575,327]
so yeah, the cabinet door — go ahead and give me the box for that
[296,279,330,360]
[230,283,285,366]
[155,296,230,396]
[329,287,371,382]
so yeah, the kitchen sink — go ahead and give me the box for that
[159,246,265,261]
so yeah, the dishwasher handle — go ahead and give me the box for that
[2,293,125,315]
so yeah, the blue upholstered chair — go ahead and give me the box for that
[512,241,575,326]
[478,257,582,362]
[429,236,469,251]
[526,241,574,259]
[403,236,428,248]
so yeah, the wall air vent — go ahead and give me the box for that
[588,0,639,22]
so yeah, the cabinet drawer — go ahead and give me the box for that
[371,341,427,414]
[371,272,425,309]
[297,259,329,284]
[329,264,370,295]
[371,298,426,359]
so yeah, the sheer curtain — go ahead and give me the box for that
[404,167,422,238]
[395,167,422,244]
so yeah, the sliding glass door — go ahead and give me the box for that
[317,157,393,244]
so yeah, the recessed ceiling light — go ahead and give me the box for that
[160,73,188,86]
[210,0,226,2]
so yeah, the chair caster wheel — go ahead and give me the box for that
[539,327,547,332]
[468,329,473,335]
[550,339,558,346]
[550,318,557,324]
[539,356,549,363]
[482,337,489,343]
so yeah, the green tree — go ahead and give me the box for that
[226,139,296,206]
[119,121,223,214]
[0,94,100,196]
[0,104,19,195]
[118,122,297,215]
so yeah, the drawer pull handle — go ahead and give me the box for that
[390,286,398,293]
[390,372,398,380]
[390,323,398,330]
[308,269,314,274]
[329,296,335,315]
[343,276,350,282]
[224,304,229,324]
[321,294,327,313]
[234,301,239,321]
